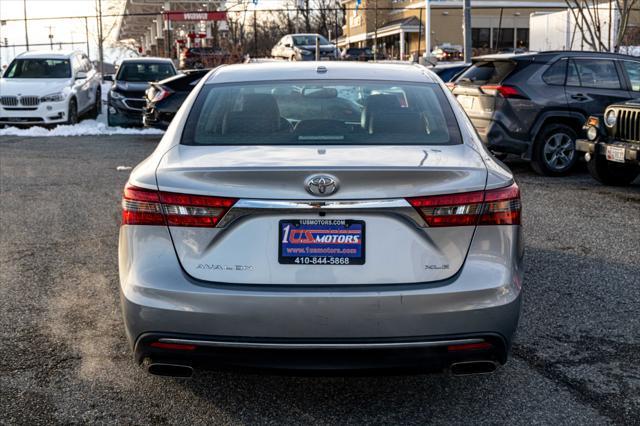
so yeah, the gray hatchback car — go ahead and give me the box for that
[119,62,524,377]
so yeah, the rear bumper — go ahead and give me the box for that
[472,118,530,156]
[142,107,172,129]
[134,332,510,372]
[576,138,640,165]
[119,224,524,371]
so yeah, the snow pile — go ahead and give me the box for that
[0,81,164,137]
[0,120,164,137]
[620,46,640,57]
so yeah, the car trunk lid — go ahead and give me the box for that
[153,144,489,285]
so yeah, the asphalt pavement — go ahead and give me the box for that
[1,135,638,424]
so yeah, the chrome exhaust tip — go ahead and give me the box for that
[146,362,194,378]
[450,360,499,376]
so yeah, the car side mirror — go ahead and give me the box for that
[103,75,114,82]
[75,71,87,80]
[284,43,292,48]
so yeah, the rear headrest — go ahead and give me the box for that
[368,111,425,135]
[222,111,279,135]
[361,94,403,129]
[242,94,280,119]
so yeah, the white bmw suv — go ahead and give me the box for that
[0,50,102,126]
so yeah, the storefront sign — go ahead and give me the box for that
[165,11,227,21]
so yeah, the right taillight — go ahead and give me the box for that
[151,87,173,103]
[122,184,236,227]
[407,183,521,227]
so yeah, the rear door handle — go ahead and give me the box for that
[571,93,588,101]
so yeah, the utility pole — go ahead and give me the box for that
[374,0,378,60]
[48,26,54,49]
[96,0,104,80]
[463,0,471,63]
[85,17,90,57]
[424,0,430,59]
[253,8,257,57]
[23,0,29,51]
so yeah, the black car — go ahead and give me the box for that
[451,51,640,176]
[106,58,177,127]
[430,63,470,83]
[577,101,640,185]
[343,47,375,61]
[143,69,209,129]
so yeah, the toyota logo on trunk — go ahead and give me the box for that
[305,174,339,196]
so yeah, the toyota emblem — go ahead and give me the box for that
[304,174,339,196]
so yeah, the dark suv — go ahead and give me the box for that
[451,51,640,175]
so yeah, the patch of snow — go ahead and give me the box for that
[619,46,640,57]
[116,166,132,171]
[0,81,164,137]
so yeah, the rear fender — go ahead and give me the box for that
[526,111,586,160]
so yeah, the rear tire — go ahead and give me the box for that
[586,154,639,186]
[531,124,578,176]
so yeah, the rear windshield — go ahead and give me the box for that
[116,62,176,82]
[182,80,461,146]
[4,59,71,78]
[456,60,516,85]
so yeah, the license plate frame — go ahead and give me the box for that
[606,145,626,163]
[278,219,365,265]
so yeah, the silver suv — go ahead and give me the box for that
[119,62,524,377]
[271,34,338,61]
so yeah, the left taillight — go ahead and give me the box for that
[121,184,237,227]
[406,183,521,227]
[480,84,528,99]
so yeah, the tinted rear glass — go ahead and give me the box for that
[182,80,461,146]
[456,60,516,85]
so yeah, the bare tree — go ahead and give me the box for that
[297,0,312,33]
[565,0,638,52]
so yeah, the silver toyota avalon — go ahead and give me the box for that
[119,62,523,377]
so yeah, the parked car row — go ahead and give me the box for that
[449,50,640,183]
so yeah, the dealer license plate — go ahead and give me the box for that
[279,219,365,265]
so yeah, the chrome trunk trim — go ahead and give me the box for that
[217,198,427,228]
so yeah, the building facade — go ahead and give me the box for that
[338,0,570,59]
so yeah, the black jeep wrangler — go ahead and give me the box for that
[577,100,640,186]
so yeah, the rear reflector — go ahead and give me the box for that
[447,342,493,352]
[407,183,521,227]
[122,184,236,227]
[150,342,197,351]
